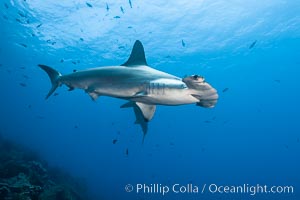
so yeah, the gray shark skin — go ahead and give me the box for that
[39,40,218,140]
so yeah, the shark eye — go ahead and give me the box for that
[193,75,199,80]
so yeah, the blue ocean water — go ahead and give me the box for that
[1,0,300,199]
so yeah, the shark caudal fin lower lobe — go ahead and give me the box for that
[38,64,62,99]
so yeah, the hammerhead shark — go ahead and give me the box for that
[39,40,218,140]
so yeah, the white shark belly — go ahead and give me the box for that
[128,78,199,105]
[137,93,198,105]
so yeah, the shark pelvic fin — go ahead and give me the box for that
[121,40,148,66]
[88,92,99,101]
[85,87,99,101]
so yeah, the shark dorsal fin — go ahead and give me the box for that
[121,40,148,66]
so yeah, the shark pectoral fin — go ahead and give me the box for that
[120,101,134,108]
[88,92,99,101]
[133,105,148,143]
[120,101,156,143]
[120,101,156,121]
[135,102,156,122]
[121,40,148,66]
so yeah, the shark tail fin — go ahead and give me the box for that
[38,64,62,99]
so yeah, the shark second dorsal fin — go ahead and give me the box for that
[121,40,148,66]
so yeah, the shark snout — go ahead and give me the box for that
[192,85,219,108]
[197,88,218,108]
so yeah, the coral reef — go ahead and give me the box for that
[0,135,89,200]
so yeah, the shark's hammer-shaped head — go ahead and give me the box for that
[183,75,218,108]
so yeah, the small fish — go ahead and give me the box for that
[46,39,51,43]
[169,142,175,146]
[222,88,229,93]
[106,3,109,11]
[86,2,93,8]
[118,46,125,49]
[204,120,211,123]
[36,23,42,28]
[72,61,77,65]
[112,139,118,144]
[249,40,257,49]
[53,92,59,96]
[28,104,32,109]
[125,148,129,156]
[128,26,133,29]
[129,0,132,8]
[181,40,186,47]
[284,144,289,149]
[79,37,84,42]
[19,83,27,87]
[51,42,56,45]
[297,138,299,143]
[274,80,281,83]
[20,66,26,70]
[60,59,64,63]
[73,69,77,72]
[114,16,120,19]
[74,125,78,129]
[16,18,22,23]
[18,11,25,17]
[31,33,36,37]
[120,6,124,14]
[4,3,9,9]
[23,75,29,79]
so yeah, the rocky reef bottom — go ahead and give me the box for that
[0,135,90,200]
